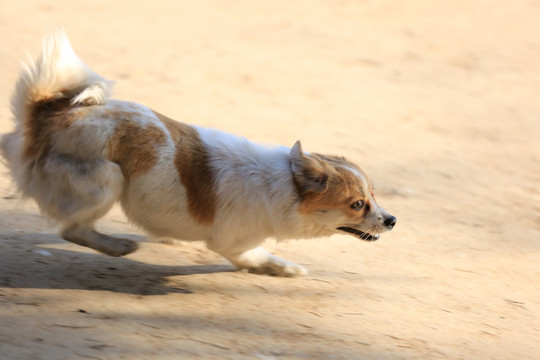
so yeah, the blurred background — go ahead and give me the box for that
[0,1,539,359]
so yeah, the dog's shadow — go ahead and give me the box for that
[0,232,234,295]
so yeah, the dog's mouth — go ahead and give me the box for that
[337,227,380,241]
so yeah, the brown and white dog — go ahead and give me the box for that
[0,31,396,276]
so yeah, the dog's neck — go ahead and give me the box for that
[196,127,333,242]
[239,146,331,242]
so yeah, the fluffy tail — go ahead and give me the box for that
[10,29,112,126]
[0,30,118,221]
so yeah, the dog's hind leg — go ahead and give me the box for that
[61,223,138,257]
[29,155,137,256]
[57,161,138,257]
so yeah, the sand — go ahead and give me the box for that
[0,1,539,359]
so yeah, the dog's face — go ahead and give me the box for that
[290,141,396,241]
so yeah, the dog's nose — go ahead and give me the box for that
[384,215,397,229]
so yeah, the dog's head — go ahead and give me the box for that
[290,141,396,241]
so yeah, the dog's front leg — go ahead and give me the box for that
[212,246,308,277]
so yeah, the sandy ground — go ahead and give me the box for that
[1,1,539,359]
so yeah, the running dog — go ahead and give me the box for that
[0,31,396,276]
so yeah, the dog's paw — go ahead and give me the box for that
[107,239,139,257]
[248,260,309,277]
[96,237,139,257]
[218,247,309,277]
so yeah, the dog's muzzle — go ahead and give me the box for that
[337,214,396,241]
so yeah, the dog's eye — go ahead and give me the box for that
[350,200,365,210]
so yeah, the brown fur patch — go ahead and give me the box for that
[25,98,166,184]
[153,111,217,224]
[23,98,81,165]
[107,115,167,182]
[296,154,371,217]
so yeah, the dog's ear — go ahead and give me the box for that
[290,141,328,193]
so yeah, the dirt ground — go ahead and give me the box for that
[1,1,539,359]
